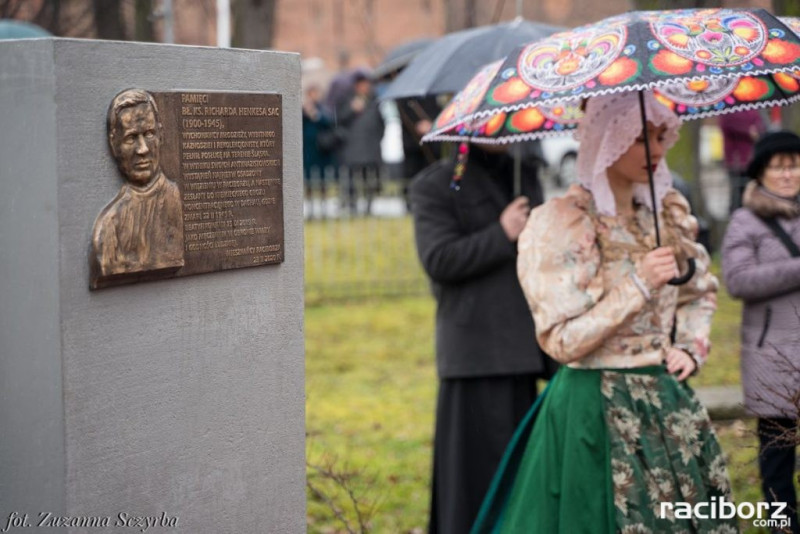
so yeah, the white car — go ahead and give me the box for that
[540,136,580,187]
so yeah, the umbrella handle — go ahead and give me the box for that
[637,91,695,287]
[667,258,696,286]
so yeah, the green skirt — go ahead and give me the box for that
[471,366,738,534]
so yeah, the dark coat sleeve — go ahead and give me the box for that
[409,164,516,285]
[335,91,358,127]
[722,209,800,301]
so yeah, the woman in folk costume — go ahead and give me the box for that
[471,91,737,534]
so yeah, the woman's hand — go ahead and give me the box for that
[637,247,678,290]
[665,347,696,381]
[500,196,531,241]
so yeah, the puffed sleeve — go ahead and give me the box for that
[662,190,719,368]
[517,190,648,363]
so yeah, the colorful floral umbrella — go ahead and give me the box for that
[425,58,583,143]
[484,8,800,111]
[425,8,800,284]
[424,72,800,144]
[426,8,800,142]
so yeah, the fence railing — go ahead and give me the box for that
[303,163,735,304]
[304,166,429,305]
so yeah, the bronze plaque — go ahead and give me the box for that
[90,89,284,289]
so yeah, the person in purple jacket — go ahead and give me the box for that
[722,131,800,534]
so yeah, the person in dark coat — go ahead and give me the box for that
[395,96,441,208]
[302,84,336,179]
[335,72,385,215]
[302,85,336,218]
[409,145,554,534]
[722,131,800,534]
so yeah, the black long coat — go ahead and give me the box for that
[409,149,551,378]
[334,88,384,168]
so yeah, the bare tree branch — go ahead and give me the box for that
[306,450,380,533]
[307,470,358,534]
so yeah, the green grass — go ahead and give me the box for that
[305,227,794,532]
[306,297,436,533]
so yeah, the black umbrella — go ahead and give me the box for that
[381,17,563,101]
[372,37,434,81]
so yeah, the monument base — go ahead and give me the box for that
[0,38,305,533]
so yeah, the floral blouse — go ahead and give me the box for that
[518,185,718,369]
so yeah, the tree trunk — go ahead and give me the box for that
[0,0,27,21]
[134,0,156,42]
[464,0,476,28]
[444,0,459,32]
[92,0,127,40]
[1,0,61,35]
[445,0,478,32]
[231,0,276,50]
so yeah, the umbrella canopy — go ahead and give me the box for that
[372,37,434,80]
[424,9,800,144]
[424,72,800,145]
[424,59,584,143]
[381,17,563,101]
[423,8,800,283]
[445,8,800,128]
[0,20,50,39]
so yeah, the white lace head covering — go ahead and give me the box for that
[574,91,681,216]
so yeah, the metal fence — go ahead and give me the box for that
[303,162,736,305]
[304,166,429,305]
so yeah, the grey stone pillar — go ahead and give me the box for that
[0,39,304,533]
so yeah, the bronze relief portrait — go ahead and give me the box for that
[90,89,184,289]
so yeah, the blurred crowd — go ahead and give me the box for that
[302,66,444,216]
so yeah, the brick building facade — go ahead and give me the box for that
[7,0,775,77]
[275,0,632,72]
[272,0,770,74]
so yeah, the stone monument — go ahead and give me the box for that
[0,38,304,533]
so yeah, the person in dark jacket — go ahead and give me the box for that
[335,72,385,215]
[722,130,800,534]
[303,85,336,178]
[395,96,441,208]
[409,145,554,534]
[303,85,336,218]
